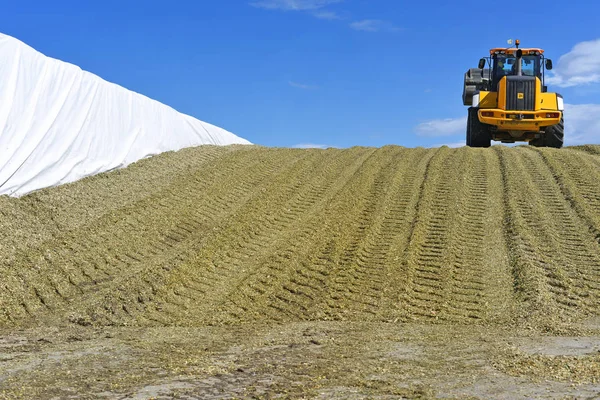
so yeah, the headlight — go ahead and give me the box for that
[557,95,564,111]
[472,94,480,107]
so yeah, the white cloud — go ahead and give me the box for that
[414,117,467,137]
[312,10,341,19]
[293,143,330,149]
[349,19,399,33]
[250,0,342,11]
[251,0,344,21]
[564,103,600,145]
[546,39,600,88]
[289,81,318,90]
[414,104,600,145]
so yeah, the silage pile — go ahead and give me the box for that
[1,144,600,331]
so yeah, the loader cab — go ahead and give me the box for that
[492,54,542,89]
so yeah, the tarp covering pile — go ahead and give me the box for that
[0,33,250,197]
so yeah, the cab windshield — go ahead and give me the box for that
[493,55,541,79]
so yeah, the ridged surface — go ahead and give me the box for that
[1,144,600,329]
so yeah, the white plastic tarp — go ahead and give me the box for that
[0,33,251,197]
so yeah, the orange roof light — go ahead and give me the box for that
[489,48,545,55]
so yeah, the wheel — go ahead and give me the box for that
[529,115,564,148]
[466,107,491,148]
[466,108,472,146]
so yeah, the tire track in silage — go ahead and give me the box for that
[82,148,286,290]
[138,148,328,323]
[496,146,591,321]
[3,148,296,326]
[314,147,402,319]
[439,151,488,320]
[536,149,600,240]
[33,145,229,233]
[401,148,460,321]
[441,149,512,322]
[105,149,325,325]
[401,147,506,322]
[316,147,438,320]
[520,148,600,315]
[0,145,231,285]
[73,148,285,322]
[398,148,512,324]
[566,145,600,157]
[263,147,439,323]
[221,148,380,323]
[170,150,336,302]
[152,148,379,325]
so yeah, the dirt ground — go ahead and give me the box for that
[2,144,600,398]
[1,321,600,399]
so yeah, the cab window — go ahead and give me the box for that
[493,55,541,78]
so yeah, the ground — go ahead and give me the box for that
[1,144,600,398]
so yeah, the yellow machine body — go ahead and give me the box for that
[477,77,561,134]
[463,43,564,147]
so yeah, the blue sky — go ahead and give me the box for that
[2,0,599,148]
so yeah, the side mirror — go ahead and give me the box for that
[478,58,486,69]
[545,59,553,70]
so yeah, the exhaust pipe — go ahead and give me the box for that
[515,40,522,76]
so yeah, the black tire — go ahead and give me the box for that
[466,108,472,146]
[530,115,564,148]
[466,107,491,148]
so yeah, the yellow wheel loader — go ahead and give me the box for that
[463,40,564,148]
